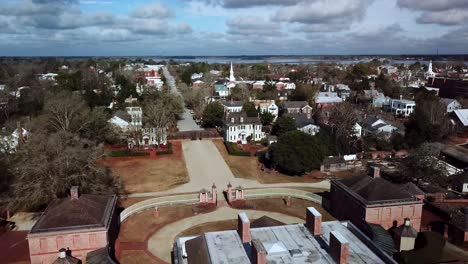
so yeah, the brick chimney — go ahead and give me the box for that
[330,231,350,264]
[238,212,251,243]
[305,207,322,236]
[371,166,380,178]
[252,239,267,264]
[70,186,79,200]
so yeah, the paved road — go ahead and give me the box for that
[147,206,304,262]
[127,140,330,198]
[162,66,203,132]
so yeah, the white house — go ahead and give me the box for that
[315,92,343,108]
[252,100,278,120]
[1,127,28,153]
[353,123,362,138]
[125,106,143,129]
[440,98,461,113]
[145,77,164,89]
[191,73,203,80]
[109,110,132,132]
[215,84,229,98]
[360,115,397,139]
[285,83,296,90]
[221,100,243,113]
[390,98,416,117]
[139,127,167,146]
[454,109,468,127]
[223,112,264,144]
[0,84,6,91]
[38,73,58,81]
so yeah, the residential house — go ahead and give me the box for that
[0,84,5,91]
[252,100,278,120]
[192,80,204,90]
[440,98,461,113]
[221,100,243,113]
[283,113,320,136]
[353,123,363,138]
[223,112,264,144]
[140,127,167,147]
[214,83,229,98]
[363,89,390,108]
[191,72,203,81]
[27,187,118,264]
[146,77,164,90]
[330,168,423,231]
[252,81,265,90]
[315,92,343,109]
[390,98,416,117]
[1,126,27,153]
[282,101,312,115]
[453,109,468,128]
[38,73,58,81]
[174,209,397,264]
[284,82,296,90]
[108,110,132,132]
[275,81,285,90]
[360,115,397,139]
[336,84,351,101]
[125,106,143,130]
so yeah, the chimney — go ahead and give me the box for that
[252,239,267,264]
[305,207,322,236]
[329,231,350,264]
[238,212,251,243]
[16,121,24,145]
[371,166,380,178]
[58,248,66,259]
[70,186,79,200]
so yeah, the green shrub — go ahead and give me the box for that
[107,150,149,157]
[156,143,173,155]
[224,142,250,156]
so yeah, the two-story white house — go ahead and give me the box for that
[252,100,278,121]
[223,112,264,144]
[221,100,244,113]
[390,98,416,117]
[125,106,143,129]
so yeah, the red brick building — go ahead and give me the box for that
[330,171,423,231]
[27,187,118,264]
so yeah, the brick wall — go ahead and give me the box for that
[365,204,422,231]
[29,231,108,264]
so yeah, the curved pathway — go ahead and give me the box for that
[127,140,330,198]
[147,207,304,263]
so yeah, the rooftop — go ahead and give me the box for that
[282,101,309,109]
[334,175,420,205]
[224,112,261,125]
[178,212,394,264]
[221,100,244,107]
[29,193,117,235]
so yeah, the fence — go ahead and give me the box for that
[167,129,221,140]
[243,188,323,205]
[120,193,199,222]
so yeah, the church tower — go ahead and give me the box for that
[229,62,236,82]
[424,60,436,79]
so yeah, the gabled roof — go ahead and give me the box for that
[224,112,261,125]
[454,109,468,126]
[283,113,314,128]
[113,110,131,123]
[440,98,457,106]
[221,100,243,107]
[282,101,309,109]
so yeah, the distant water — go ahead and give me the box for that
[148,55,468,65]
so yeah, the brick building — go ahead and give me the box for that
[27,187,118,264]
[330,169,423,231]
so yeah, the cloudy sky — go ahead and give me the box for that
[1,0,467,56]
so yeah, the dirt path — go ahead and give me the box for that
[127,140,330,198]
[146,206,304,262]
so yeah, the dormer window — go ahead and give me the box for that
[240,117,244,123]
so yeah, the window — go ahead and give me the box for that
[40,238,48,252]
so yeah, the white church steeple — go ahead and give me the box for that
[424,60,436,79]
[229,62,236,82]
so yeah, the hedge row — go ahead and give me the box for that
[224,142,250,156]
[156,143,173,155]
[107,150,150,157]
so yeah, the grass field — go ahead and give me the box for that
[213,139,323,184]
[101,141,189,194]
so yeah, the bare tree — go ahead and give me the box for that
[328,102,359,153]
[44,91,90,133]
[143,93,183,147]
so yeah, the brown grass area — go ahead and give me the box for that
[245,198,334,221]
[101,141,189,194]
[178,219,238,237]
[213,139,323,184]
[119,250,161,264]
[118,204,194,243]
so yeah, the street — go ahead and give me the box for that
[162,66,203,131]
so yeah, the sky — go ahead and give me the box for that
[0,0,468,56]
